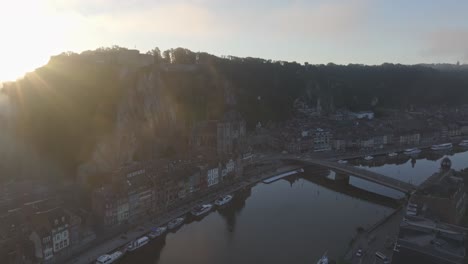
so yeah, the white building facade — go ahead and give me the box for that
[207,167,220,187]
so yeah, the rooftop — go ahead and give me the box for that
[416,170,462,199]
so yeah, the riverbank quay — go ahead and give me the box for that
[344,205,405,264]
[317,137,468,162]
[312,143,436,161]
[67,165,302,264]
[258,144,429,163]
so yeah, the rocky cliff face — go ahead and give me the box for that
[3,52,230,185]
[78,67,178,179]
[78,65,223,183]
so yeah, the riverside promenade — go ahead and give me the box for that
[68,165,302,264]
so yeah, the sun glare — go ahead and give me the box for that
[0,1,75,83]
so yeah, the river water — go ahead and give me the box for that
[349,147,468,198]
[120,148,468,264]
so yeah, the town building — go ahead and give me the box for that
[207,165,220,187]
[76,48,154,68]
[458,121,468,135]
[25,204,72,263]
[221,159,236,180]
[448,123,462,138]
[188,170,203,194]
[397,131,421,146]
[407,170,466,225]
[191,120,218,154]
[313,128,332,152]
[332,138,346,152]
[373,134,390,149]
[91,187,129,229]
[191,111,247,157]
[0,183,88,264]
[285,138,301,153]
[393,216,466,264]
[92,163,157,229]
[216,111,247,156]
[160,162,202,208]
[360,137,374,150]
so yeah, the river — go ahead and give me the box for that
[120,148,468,264]
[349,146,468,198]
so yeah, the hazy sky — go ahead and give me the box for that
[1,0,468,81]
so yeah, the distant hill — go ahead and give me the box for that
[2,46,468,181]
[417,63,468,72]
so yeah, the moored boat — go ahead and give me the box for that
[96,251,123,264]
[337,159,348,164]
[387,152,398,157]
[127,236,149,252]
[364,155,373,161]
[191,204,213,217]
[403,148,421,155]
[167,217,185,230]
[431,143,453,150]
[148,226,167,239]
[459,140,468,147]
[214,195,233,207]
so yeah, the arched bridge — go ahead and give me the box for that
[283,157,417,193]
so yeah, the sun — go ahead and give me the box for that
[0,52,50,83]
[0,0,77,83]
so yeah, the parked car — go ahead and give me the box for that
[356,249,363,257]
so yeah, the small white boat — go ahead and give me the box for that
[167,217,185,230]
[459,140,468,147]
[431,143,453,150]
[127,236,149,252]
[403,148,421,155]
[96,251,123,264]
[337,159,348,164]
[148,226,167,239]
[191,204,213,217]
[214,195,233,207]
[387,152,398,157]
[364,155,373,161]
[317,252,329,264]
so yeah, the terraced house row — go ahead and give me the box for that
[91,157,244,230]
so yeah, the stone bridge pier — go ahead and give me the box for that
[335,172,350,184]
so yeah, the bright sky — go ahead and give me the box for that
[1,0,468,82]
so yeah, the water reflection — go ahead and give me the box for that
[302,169,400,208]
[345,148,468,198]
[218,188,251,234]
[352,148,468,185]
[122,170,393,264]
[119,149,468,264]
[349,147,467,168]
